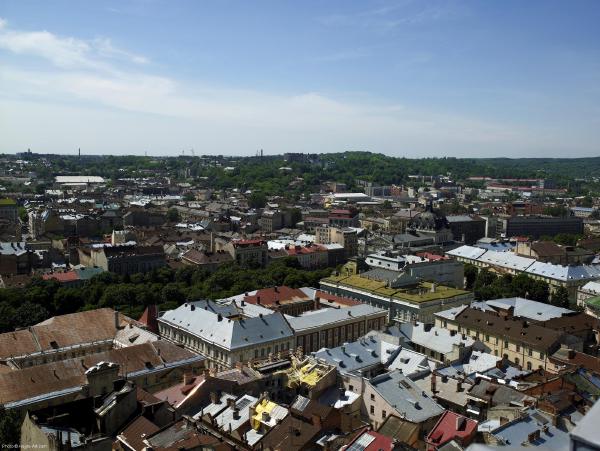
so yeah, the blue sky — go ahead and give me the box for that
[1,0,599,157]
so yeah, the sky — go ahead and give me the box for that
[0,0,599,158]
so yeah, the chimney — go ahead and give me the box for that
[257,296,261,305]
[227,398,236,408]
[274,286,279,293]
[183,372,190,385]
[210,391,219,404]
[261,411,270,423]
[456,416,466,431]
[114,310,120,329]
[311,414,322,428]
[217,314,223,322]
[315,296,321,310]
[232,407,240,420]
[568,349,576,359]
[431,372,437,394]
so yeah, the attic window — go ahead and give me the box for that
[50,341,59,349]
[128,334,140,343]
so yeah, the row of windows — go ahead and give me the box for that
[458,326,545,360]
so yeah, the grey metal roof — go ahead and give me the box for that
[571,398,600,448]
[214,394,258,432]
[368,370,444,423]
[474,297,572,321]
[398,322,474,354]
[159,301,293,351]
[386,347,434,377]
[287,304,386,332]
[491,408,569,449]
[313,334,399,374]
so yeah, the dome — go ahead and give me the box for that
[409,204,449,231]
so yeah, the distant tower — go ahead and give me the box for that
[260,149,264,158]
[78,148,81,159]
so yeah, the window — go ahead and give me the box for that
[516,345,520,352]
[370,394,375,401]
[540,352,545,360]
[515,357,520,366]
[349,385,354,391]
[382,410,387,419]
[495,337,498,345]
[504,340,509,349]
[527,361,532,370]
[485,334,490,342]
[370,405,375,414]
[528,348,533,357]
[254,350,258,359]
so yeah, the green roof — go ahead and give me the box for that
[0,198,16,206]
[585,295,600,310]
[321,274,470,304]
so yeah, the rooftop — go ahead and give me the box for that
[286,303,386,332]
[321,274,470,304]
[368,369,444,423]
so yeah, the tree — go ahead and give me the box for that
[166,208,181,222]
[551,286,571,308]
[464,264,478,290]
[13,302,49,329]
[18,206,28,223]
[0,409,21,446]
[248,192,267,209]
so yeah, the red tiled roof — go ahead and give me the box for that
[138,305,159,334]
[344,431,394,451]
[416,252,448,261]
[285,245,327,256]
[244,286,311,306]
[425,410,477,448]
[315,291,361,307]
[232,239,265,246]
[42,271,79,283]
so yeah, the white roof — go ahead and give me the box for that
[447,245,600,283]
[397,322,474,355]
[581,281,600,294]
[447,245,487,260]
[55,176,105,183]
[478,250,534,271]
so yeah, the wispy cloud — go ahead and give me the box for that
[313,47,371,63]
[317,0,467,31]
[0,17,148,70]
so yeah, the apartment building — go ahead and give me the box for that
[158,300,295,370]
[286,304,387,353]
[225,239,268,267]
[436,306,562,371]
[78,244,165,275]
[320,273,472,324]
[315,225,358,258]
